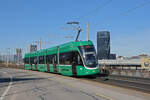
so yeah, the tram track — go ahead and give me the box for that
[109,75,150,83]
[83,75,150,94]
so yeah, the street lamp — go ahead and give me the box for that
[64,36,73,39]
[6,48,10,67]
[67,22,80,25]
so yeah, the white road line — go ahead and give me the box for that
[0,71,13,100]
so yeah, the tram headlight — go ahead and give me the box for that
[92,70,95,72]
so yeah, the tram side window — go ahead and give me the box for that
[24,58,29,64]
[59,53,71,65]
[59,53,64,64]
[46,55,53,64]
[34,57,38,64]
[64,53,71,65]
[39,56,44,64]
[59,52,82,65]
[77,54,83,65]
[30,57,34,64]
[53,55,57,64]
[71,51,83,65]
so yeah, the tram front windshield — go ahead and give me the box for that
[79,45,98,68]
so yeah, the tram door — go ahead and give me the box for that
[30,57,33,70]
[30,64,33,70]
[72,63,76,76]
[46,55,50,72]
[35,57,38,71]
[53,55,57,73]
[72,52,77,76]
[47,63,50,72]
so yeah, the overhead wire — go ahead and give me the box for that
[77,0,113,20]
[44,0,150,46]
[120,0,150,16]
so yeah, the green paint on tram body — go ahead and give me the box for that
[24,41,100,76]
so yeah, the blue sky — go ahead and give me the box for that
[0,0,150,56]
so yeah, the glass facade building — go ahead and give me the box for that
[29,45,37,52]
[97,31,110,60]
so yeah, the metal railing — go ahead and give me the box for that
[98,59,141,66]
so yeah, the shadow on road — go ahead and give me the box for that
[0,77,45,83]
[0,78,10,83]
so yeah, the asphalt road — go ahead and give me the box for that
[0,71,10,99]
[0,68,150,100]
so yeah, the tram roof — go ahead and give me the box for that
[24,40,93,57]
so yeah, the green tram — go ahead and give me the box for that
[24,40,100,76]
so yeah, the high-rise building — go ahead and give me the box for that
[97,31,110,60]
[15,48,22,64]
[16,48,22,55]
[29,45,37,52]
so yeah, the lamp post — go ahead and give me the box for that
[6,48,10,67]
[87,21,90,41]
[64,36,73,39]
[0,51,1,61]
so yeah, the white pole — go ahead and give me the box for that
[6,53,8,67]
[27,44,30,53]
[0,52,1,61]
[87,21,90,41]
[6,48,10,67]
[40,38,42,50]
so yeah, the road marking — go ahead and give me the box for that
[96,93,114,100]
[0,71,13,100]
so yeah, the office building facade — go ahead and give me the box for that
[29,45,37,52]
[97,31,110,60]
